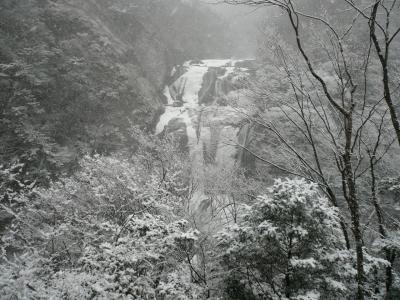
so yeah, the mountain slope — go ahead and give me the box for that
[0,0,234,199]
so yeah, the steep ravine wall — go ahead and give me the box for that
[0,0,242,217]
[1,0,238,156]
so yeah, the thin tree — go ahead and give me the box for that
[222,0,398,298]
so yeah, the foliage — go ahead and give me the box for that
[0,0,236,206]
[0,148,203,299]
[217,179,361,299]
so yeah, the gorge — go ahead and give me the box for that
[155,59,254,224]
[2,0,400,299]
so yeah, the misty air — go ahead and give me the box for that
[1,0,400,299]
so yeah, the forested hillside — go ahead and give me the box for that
[0,0,233,200]
[1,0,400,299]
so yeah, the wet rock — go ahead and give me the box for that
[237,123,256,175]
[164,118,189,152]
[189,59,204,65]
[198,67,228,105]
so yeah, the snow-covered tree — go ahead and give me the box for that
[217,178,359,299]
[0,149,205,299]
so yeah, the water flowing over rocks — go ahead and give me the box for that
[156,59,253,220]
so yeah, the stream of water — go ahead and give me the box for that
[156,59,250,217]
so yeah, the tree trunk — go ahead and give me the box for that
[344,116,365,300]
[370,3,400,147]
[370,156,395,296]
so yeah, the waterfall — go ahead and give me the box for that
[156,59,250,216]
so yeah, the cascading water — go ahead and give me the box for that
[156,59,251,220]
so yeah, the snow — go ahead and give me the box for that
[290,257,318,269]
[202,59,237,68]
[325,277,347,292]
[294,291,321,300]
[163,86,174,105]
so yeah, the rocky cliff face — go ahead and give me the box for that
[155,59,254,203]
[154,59,257,229]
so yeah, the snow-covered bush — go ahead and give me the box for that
[0,152,203,299]
[78,216,200,299]
[216,178,357,299]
